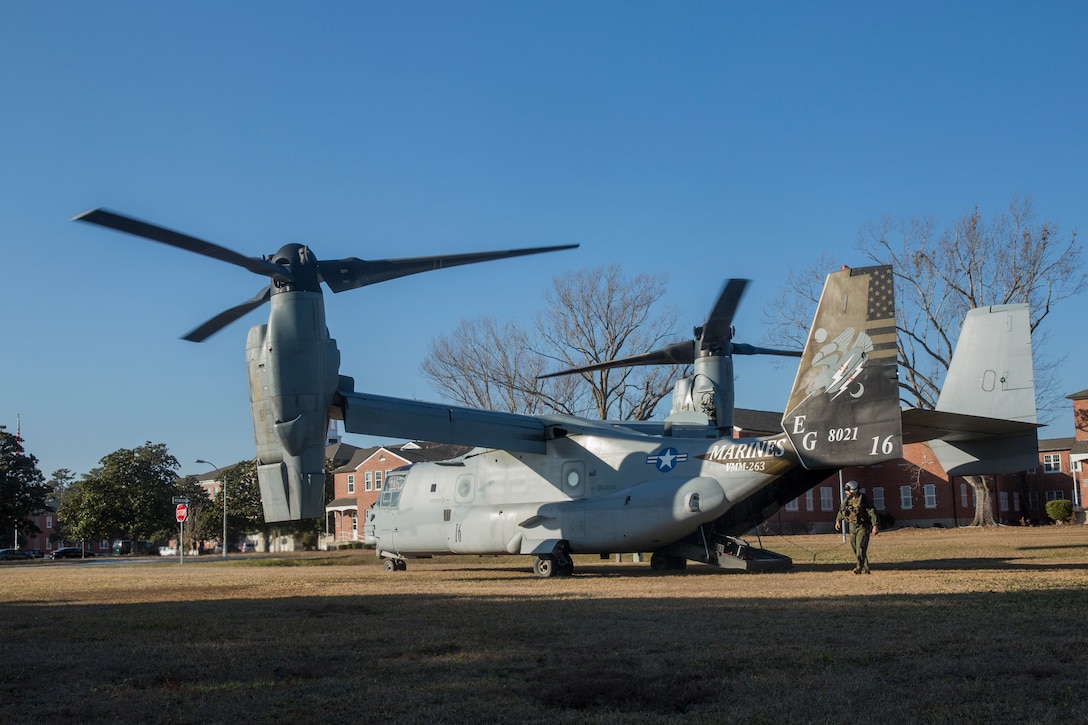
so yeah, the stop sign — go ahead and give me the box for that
[175,503,188,522]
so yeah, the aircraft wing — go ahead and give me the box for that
[901,408,1043,444]
[337,390,548,454]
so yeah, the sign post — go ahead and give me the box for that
[174,497,190,564]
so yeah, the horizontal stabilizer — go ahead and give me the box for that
[338,389,547,454]
[928,435,1039,476]
[901,409,1041,444]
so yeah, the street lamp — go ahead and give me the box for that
[196,459,226,558]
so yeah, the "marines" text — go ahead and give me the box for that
[707,438,787,461]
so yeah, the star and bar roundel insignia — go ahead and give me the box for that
[646,447,688,472]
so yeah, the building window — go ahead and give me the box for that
[999,491,1009,512]
[923,484,937,509]
[805,490,814,512]
[1043,453,1062,473]
[900,485,913,510]
[375,470,383,489]
[1046,490,1066,502]
[46,515,53,529]
[351,513,357,533]
[872,487,885,510]
[960,483,969,509]
[820,487,833,511]
[784,498,798,512]
[365,471,373,492]
[1013,492,1020,512]
[1029,491,1039,510]
[347,474,355,494]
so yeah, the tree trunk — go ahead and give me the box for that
[966,474,999,526]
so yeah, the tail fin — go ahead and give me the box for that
[783,265,902,468]
[936,304,1035,422]
[904,304,1039,475]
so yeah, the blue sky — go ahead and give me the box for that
[3,2,1085,480]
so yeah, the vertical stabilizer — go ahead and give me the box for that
[935,304,1035,422]
[928,304,1038,475]
[783,265,902,468]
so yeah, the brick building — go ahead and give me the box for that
[325,441,470,544]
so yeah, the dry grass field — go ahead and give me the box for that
[3,526,1087,724]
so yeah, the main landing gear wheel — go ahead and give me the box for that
[383,559,407,572]
[650,552,687,571]
[534,552,574,578]
[533,555,557,578]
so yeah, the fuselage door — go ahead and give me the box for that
[561,461,586,499]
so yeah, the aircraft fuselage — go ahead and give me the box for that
[364,430,800,562]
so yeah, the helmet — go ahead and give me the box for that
[845,480,860,492]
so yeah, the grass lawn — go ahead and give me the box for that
[3,525,1086,723]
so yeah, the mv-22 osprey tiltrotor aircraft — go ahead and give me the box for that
[77,209,1040,576]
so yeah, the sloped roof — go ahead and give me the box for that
[326,441,362,465]
[333,445,383,473]
[326,497,358,510]
[394,441,472,463]
[332,441,471,473]
[1039,437,1076,452]
[1066,389,1088,400]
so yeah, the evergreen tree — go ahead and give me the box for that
[0,426,51,547]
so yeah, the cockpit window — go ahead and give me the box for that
[380,472,406,508]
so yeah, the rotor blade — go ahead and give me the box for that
[700,279,748,347]
[731,343,802,357]
[74,208,293,284]
[182,285,272,342]
[538,341,695,379]
[317,244,579,293]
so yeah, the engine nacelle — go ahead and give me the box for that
[247,291,340,521]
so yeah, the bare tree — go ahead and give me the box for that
[421,264,685,420]
[858,196,1081,414]
[765,196,1083,526]
[763,251,842,351]
[422,316,575,415]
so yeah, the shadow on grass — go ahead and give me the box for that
[3,584,1087,723]
[1016,544,1088,551]
[790,558,1088,574]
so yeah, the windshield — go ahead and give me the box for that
[379,471,407,508]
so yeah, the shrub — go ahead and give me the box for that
[1045,499,1074,524]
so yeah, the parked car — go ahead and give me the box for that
[50,547,96,559]
[25,549,45,558]
[0,548,33,560]
[158,545,177,556]
[237,541,256,552]
[112,539,156,556]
